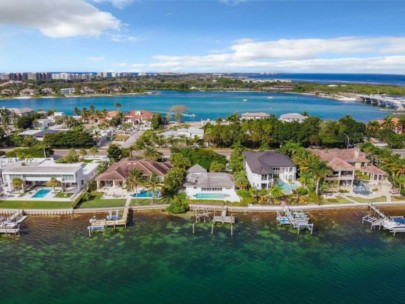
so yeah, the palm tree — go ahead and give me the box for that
[11,177,24,193]
[79,149,87,160]
[73,107,81,116]
[309,158,333,195]
[115,102,122,112]
[89,147,98,157]
[269,186,284,204]
[143,146,163,161]
[24,153,34,165]
[234,171,249,190]
[126,168,144,202]
[144,173,163,204]
[47,177,61,193]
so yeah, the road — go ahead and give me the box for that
[1,147,234,159]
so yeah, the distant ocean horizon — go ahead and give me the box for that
[242,73,405,86]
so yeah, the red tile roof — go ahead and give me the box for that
[96,158,172,181]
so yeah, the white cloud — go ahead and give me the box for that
[110,34,140,42]
[91,0,135,9]
[147,36,405,73]
[0,0,121,38]
[87,56,105,61]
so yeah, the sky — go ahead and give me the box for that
[1,0,405,73]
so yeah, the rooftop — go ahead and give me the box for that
[244,151,295,174]
[96,158,172,181]
[185,172,235,188]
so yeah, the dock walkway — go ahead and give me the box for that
[0,210,28,235]
[276,206,314,234]
[362,204,405,236]
[87,196,131,236]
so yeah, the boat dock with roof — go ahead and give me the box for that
[362,204,405,236]
[0,210,28,235]
[276,206,314,234]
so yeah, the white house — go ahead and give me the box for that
[241,112,270,120]
[161,127,204,139]
[34,118,52,129]
[279,113,307,123]
[243,151,296,190]
[61,88,76,95]
[1,158,98,193]
[184,164,240,202]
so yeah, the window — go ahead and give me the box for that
[261,175,267,181]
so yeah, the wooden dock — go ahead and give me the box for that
[362,204,405,236]
[0,210,28,235]
[191,206,236,236]
[276,206,314,234]
[87,197,131,237]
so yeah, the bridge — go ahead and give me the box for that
[357,94,405,111]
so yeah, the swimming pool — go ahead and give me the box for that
[32,189,51,198]
[132,190,160,199]
[193,193,227,199]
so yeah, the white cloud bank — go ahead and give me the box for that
[148,37,405,73]
[0,0,120,38]
[91,0,135,9]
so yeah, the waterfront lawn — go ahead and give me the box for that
[0,200,73,209]
[322,196,353,204]
[131,198,170,206]
[76,192,126,209]
[392,196,405,202]
[346,196,387,203]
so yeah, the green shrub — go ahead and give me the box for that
[296,187,308,195]
[166,194,189,214]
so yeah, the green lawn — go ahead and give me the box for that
[322,196,353,204]
[76,192,126,209]
[346,196,387,203]
[392,196,405,202]
[131,198,170,206]
[0,200,73,209]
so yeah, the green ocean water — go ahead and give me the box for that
[1,210,405,304]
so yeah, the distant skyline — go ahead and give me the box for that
[1,0,405,74]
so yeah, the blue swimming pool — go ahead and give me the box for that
[193,193,227,199]
[132,191,160,199]
[32,189,51,198]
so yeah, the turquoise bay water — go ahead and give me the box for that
[0,91,390,122]
[1,210,405,304]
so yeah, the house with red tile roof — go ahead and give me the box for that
[309,148,389,190]
[96,158,172,189]
[124,110,153,125]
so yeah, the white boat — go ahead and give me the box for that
[267,96,273,99]
[243,99,248,102]
[336,96,357,102]
[14,96,31,100]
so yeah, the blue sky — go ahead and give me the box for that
[0,0,405,73]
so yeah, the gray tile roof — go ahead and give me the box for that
[243,151,295,174]
[185,172,235,188]
[187,164,207,174]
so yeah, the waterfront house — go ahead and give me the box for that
[96,158,172,189]
[1,158,98,193]
[309,148,389,190]
[160,127,204,139]
[279,113,307,123]
[241,112,270,120]
[124,110,153,125]
[243,151,296,190]
[8,107,34,117]
[19,88,36,96]
[184,164,240,202]
[60,88,76,95]
[377,117,404,134]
